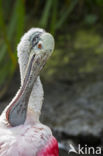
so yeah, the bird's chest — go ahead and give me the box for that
[0,124,55,156]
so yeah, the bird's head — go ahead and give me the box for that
[6,28,55,127]
[17,28,54,83]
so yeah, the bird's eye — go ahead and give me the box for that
[37,43,42,49]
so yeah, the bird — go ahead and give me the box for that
[0,28,59,156]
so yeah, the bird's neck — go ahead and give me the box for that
[26,77,44,124]
[19,52,44,124]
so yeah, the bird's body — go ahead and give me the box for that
[0,123,58,156]
[0,28,59,156]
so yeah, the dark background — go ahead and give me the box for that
[1,0,103,155]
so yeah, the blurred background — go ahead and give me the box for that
[1,0,103,155]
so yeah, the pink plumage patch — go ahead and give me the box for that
[37,137,59,156]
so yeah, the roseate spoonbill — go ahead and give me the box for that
[0,28,59,156]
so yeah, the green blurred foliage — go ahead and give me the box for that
[0,0,25,97]
[1,0,103,97]
[43,29,103,81]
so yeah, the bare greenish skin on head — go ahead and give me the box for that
[6,29,55,127]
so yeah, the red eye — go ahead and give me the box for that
[38,43,42,49]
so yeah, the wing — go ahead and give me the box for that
[0,123,55,156]
[37,136,59,156]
